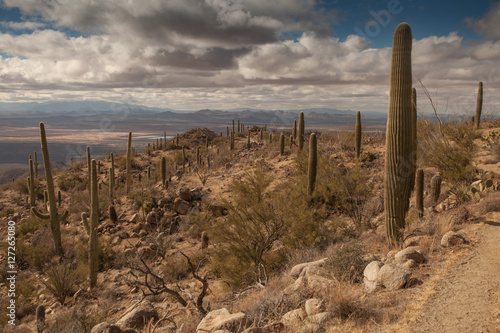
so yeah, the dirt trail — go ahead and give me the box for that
[409,216,500,333]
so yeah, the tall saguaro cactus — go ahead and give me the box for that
[298,111,305,151]
[307,133,317,195]
[28,157,36,210]
[279,132,285,155]
[475,81,483,129]
[355,111,362,158]
[32,123,68,255]
[384,23,414,245]
[293,119,297,140]
[109,152,115,202]
[410,87,417,191]
[161,156,167,188]
[89,159,99,288]
[126,132,132,194]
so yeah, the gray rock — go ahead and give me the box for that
[363,261,383,293]
[196,308,247,333]
[289,258,327,279]
[394,246,426,264]
[305,299,325,317]
[441,231,467,247]
[115,301,158,329]
[378,264,411,291]
[282,308,306,327]
[307,312,328,326]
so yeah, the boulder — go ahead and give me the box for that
[146,211,157,225]
[157,198,169,208]
[196,308,247,333]
[91,322,137,333]
[308,312,328,326]
[289,258,327,279]
[363,261,383,293]
[241,322,285,333]
[179,187,192,201]
[281,308,306,327]
[378,264,411,291]
[115,301,158,329]
[173,198,191,215]
[394,246,426,264]
[441,231,467,247]
[305,299,325,317]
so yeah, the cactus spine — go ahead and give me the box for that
[307,133,317,195]
[126,132,132,194]
[384,23,414,245]
[355,111,361,158]
[431,174,442,202]
[280,132,285,155]
[32,123,67,255]
[298,111,305,151]
[89,159,99,288]
[475,81,483,129]
[415,169,424,218]
[36,304,45,333]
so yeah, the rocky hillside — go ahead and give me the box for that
[1,116,500,333]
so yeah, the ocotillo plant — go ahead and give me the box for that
[32,123,68,255]
[355,111,362,158]
[384,23,414,245]
[280,132,285,155]
[475,81,483,129]
[126,132,132,194]
[89,159,99,288]
[416,169,424,218]
[161,156,167,187]
[298,111,305,151]
[36,304,45,333]
[431,174,442,202]
[307,133,317,195]
[293,119,297,140]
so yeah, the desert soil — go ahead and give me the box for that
[407,214,500,333]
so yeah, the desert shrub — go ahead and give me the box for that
[326,241,369,283]
[17,215,46,236]
[45,307,105,333]
[127,179,161,212]
[6,176,30,195]
[418,119,476,183]
[42,264,79,305]
[159,253,191,283]
[57,171,87,192]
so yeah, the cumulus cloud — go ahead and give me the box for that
[0,21,45,30]
[466,2,500,39]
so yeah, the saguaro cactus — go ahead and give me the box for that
[230,131,235,151]
[86,146,91,196]
[34,151,39,178]
[280,132,285,155]
[28,157,36,210]
[307,133,317,195]
[293,119,297,140]
[109,153,115,202]
[247,130,251,148]
[36,304,45,333]
[298,111,305,151]
[355,111,362,158]
[410,87,417,191]
[89,159,99,288]
[126,132,132,194]
[196,147,201,166]
[384,23,414,245]
[415,169,424,218]
[32,123,67,255]
[475,81,483,129]
[201,231,209,250]
[431,174,442,202]
[161,156,167,187]
[182,146,186,173]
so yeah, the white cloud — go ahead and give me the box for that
[466,2,500,39]
[0,21,45,30]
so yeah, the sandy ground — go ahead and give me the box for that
[406,215,500,332]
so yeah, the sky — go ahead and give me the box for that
[0,0,499,114]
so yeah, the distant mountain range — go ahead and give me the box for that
[0,100,387,117]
